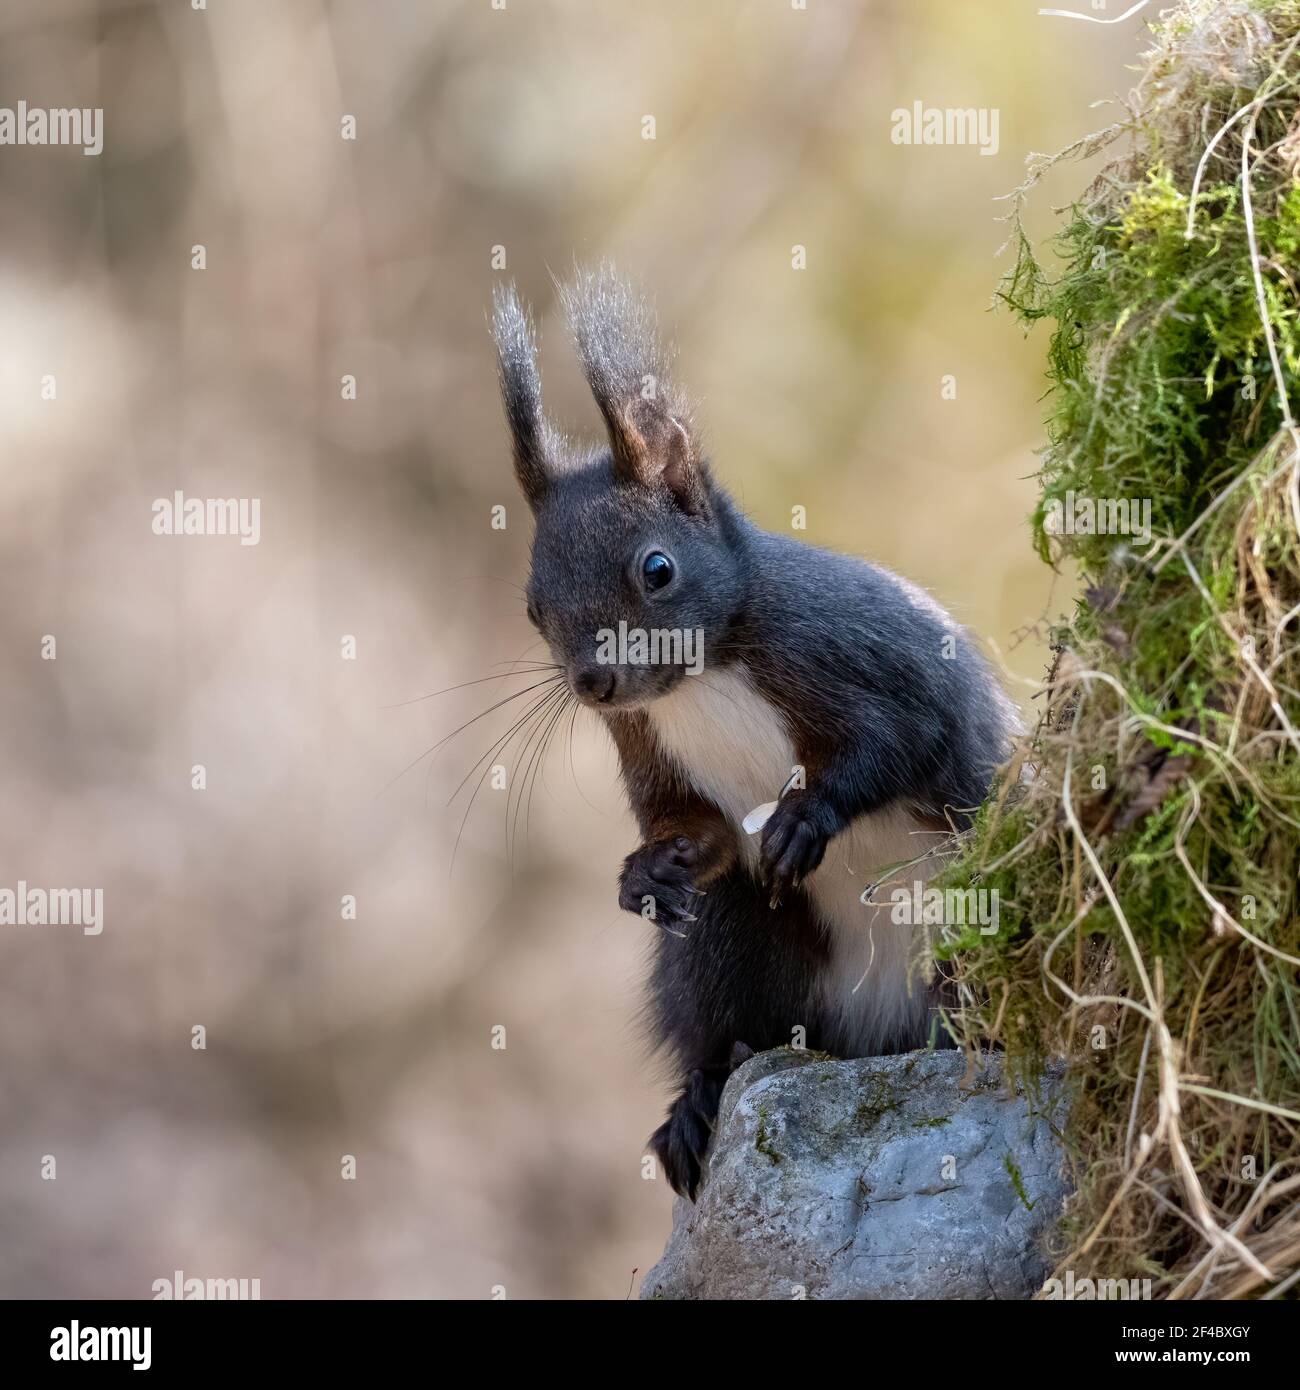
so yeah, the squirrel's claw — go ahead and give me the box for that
[619,835,708,928]
[758,792,838,899]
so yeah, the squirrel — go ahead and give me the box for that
[490,267,1019,1200]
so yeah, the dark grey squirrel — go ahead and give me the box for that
[490,266,1018,1200]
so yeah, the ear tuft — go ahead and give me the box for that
[560,264,706,514]
[491,282,557,511]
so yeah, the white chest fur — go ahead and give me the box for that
[645,665,939,1054]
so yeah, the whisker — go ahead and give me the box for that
[517,690,574,862]
[509,686,571,866]
[377,674,565,798]
[382,660,561,709]
[562,700,605,817]
[449,685,569,875]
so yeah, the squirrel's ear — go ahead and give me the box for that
[561,265,707,516]
[491,283,558,512]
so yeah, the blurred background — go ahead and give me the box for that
[0,0,1136,1298]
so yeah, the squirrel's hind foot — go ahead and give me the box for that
[649,1066,727,1200]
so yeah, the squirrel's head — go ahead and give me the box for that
[491,268,744,710]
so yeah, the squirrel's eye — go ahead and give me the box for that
[525,600,542,629]
[642,551,675,592]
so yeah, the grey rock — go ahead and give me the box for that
[642,1048,1068,1300]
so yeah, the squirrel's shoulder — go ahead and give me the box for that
[725,505,958,638]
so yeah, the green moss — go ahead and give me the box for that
[1004,1154,1035,1214]
[853,1073,902,1130]
[755,1104,781,1164]
[939,0,1300,1297]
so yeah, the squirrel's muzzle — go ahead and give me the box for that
[572,665,617,705]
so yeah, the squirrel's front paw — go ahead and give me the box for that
[758,792,843,903]
[619,836,703,927]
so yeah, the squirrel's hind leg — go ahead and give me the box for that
[649,1066,727,1201]
[646,870,826,1199]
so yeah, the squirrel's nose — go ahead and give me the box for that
[573,666,617,703]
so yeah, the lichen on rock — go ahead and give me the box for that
[642,1049,1068,1301]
